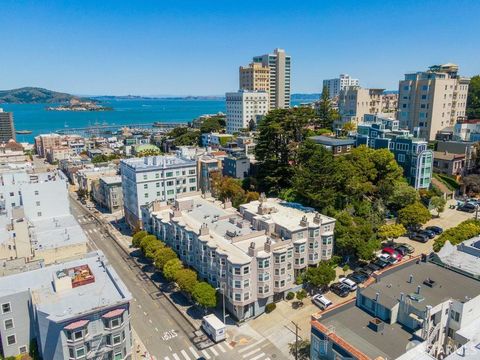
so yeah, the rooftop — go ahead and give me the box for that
[433,238,480,277]
[433,151,466,161]
[314,302,417,359]
[121,155,196,171]
[0,251,131,322]
[100,175,122,185]
[309,135,356,147]
[362,261,480,311]
[30,214,87,250]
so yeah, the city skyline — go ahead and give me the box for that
[1,0,479,96]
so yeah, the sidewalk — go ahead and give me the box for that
[132,329,157,360]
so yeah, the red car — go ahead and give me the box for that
[382,247,403,261]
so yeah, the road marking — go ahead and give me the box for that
[180,350,191,360]
[149,319,152,324]
[189,347,199,358]
[217,343,226,353]
[264,358,271,360]
[225,342,234,350]
[210,347,219,356]
[155,327,159,332]
[242,348,261,358]
[250,354,266,360]
[172,354,181,360]
[164,357,170,360]
[238,339,266,353]
[201,350,211,359]
[143,312,147,316]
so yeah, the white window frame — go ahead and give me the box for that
[4,318,14,330]
[7,334,16,346]
[2,302,11,314]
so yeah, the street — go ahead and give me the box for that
[69,196,287,360]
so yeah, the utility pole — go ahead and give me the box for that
[291,321,301,360]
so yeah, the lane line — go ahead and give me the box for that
[250,354,266,360]
[217,343,226,353]
[172,354,181,360]
[201,350,211,359]
[180,350,191,360]
[164,357,170,360]
[210,347,219,356]
[242,348,261,358]
[189,347,199,358]
[238,339,266,353]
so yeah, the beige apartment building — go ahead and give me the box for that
[239,62,270,93]
[142,194,335,321]
[337,86,385,128]
[398,63,470,141]
[252,48,291,109]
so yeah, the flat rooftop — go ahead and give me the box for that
[0,251,131,322]
[362,261,480,311]
[309,135,356,146]
[121,155,195,171]
[241,198,335,232]
[315,302,417,359]
[100,175,122,185]
[30,214,87,250]
[434,239,480,277]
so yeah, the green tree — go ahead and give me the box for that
[175,269,198,294]
[210,171,260,208]
[387,182,419,211]
[132,230,148,247]
[377,224,406,242]
[154,247,178,270]
[289,339,310,360]
[342,264,350,275]
[467,75,480,119]
[433,219,480,251]
[316,86,339,129]
[145,240,164,261]
[140,235,158,254]
[430,196,447,217]
[398,202,431,229]
[296,289,307,303]
[163,258,184,282]
[137,148,161,157]
[303,262,336,290]
[464,174,480,195]
[192,282,217,310]
[200,116,225,133]
[255,108,316,193]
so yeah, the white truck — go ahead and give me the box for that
[201,314,226,342]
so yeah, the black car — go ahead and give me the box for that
[330,282,350,297]
[347,272,369,284]
[458,203,476,213]
[394,245,412,256]
[372,258,389,269]
[426,226,443,235]
[409,233,429,243]
[419,229,436,239]
[356,266,374,276]
[365,262,381,272]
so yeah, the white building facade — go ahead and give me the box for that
[120,156,198,228]
[226,91,269,134]
[323,74,359,99]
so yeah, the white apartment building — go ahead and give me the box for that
[323,74,359,99]
[398,63,470,141]
[0,170,87,265]
[253,48,291,109]
[120,155,198,228]
[142,195,335,321]
[337,86,385,128]
[226,90,269,134]
[0,251,132,360]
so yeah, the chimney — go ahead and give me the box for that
[313,212,322,225]
[199,223,209,236]
[300,215,308,227]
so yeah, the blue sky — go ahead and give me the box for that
[1,0,479,96]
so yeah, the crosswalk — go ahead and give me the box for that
[163,338,272,360]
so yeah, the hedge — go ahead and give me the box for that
[433,173,460,191]
[433,219,480,252]
[265,303,276,313]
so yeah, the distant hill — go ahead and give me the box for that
[0,87,89,104]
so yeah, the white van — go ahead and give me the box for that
[312,294,333,310]
[340,277,357,291]
[201,314,226,342]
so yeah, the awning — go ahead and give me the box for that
[64,319,89,330]
[102,308,126,319]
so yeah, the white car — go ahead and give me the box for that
[378,253,397,264]
[312,294,332,310]
[340,277,357,291]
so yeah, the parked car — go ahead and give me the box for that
[426,226,443,235]
[330,283,350,297]
[356,266,374,276]
[340,277,358,291]
[419,229,436,239]
[312,294,333,310]
[372,258,389,269]
[347,272,369,284]
[365,262,381,272]
[395,243,414,255]
[409,233,429,243]
[382,247,403,261]
[458,203,476,213]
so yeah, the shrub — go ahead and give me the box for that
[132,230,147,247]
[433,219,480,252]
[265,303,276,313]
[296,290,307,302]
[286,292,295,300]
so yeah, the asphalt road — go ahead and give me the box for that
[69,197,253,360]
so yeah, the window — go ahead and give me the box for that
[74,330,83,340]
[167,190,174,195]
[4,318,13,330]
[36,201,41,206]
[143,174,147,180]
[114,351,123,360]
[2,303,11,314]
[144,184,148,189]
[19,346,27,354]
[110,317,122,329]
[243,266,250,275]
[234,267,241,275]
[234,280,241,288]
[166,172,173,177]
[450,310,460,322]
[234,293,241,301]
[7,334,16,345]
[37,212,42,217]
[113,333,122,345]
[75,347,85,358]
[34,190,39,195]
[244,279,250,287]
[189,177,196,183]
[398,154,405,163]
